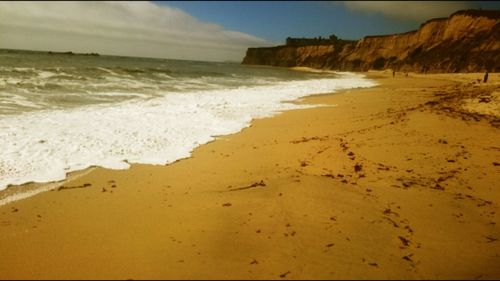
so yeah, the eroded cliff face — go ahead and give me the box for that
[242,10,500,73]
[243,45,336,68]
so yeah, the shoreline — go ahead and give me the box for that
[0,72,499,279]
[0,71,374,206]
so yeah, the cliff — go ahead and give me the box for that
[242,9,500,73]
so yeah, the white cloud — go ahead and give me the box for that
[342,1,471,23]
[0,1,269,61]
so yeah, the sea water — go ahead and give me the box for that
[0,49,376,199]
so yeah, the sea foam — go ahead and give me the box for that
[0,74,376,194]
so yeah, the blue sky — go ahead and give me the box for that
[162,1,500,44]
[162,1,413,43]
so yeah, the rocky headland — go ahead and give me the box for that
[242,10,500,73]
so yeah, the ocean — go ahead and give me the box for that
[0,49,376,200]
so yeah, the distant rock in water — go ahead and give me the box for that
[242,9,500,73]
[47,51,99,56]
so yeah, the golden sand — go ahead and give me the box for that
[0,72,499,279]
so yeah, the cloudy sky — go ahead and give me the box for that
[0,1,498,62]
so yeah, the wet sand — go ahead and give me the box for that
[0,72,499,279]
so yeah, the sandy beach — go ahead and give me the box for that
[0,72,499,279]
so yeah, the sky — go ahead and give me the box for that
[0,1,498,62]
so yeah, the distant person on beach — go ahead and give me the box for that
[483,71,488,83]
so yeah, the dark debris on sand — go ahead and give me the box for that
[228,180,266,192]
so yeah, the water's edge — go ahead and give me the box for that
[0,73,377,205]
